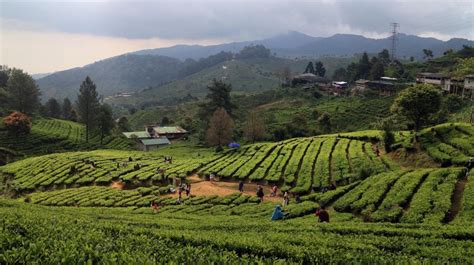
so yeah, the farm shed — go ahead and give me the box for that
[151,126,188,140]
[139,137,171,152]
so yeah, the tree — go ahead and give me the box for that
[97,104,114,144]
[378,49,390,65]
[332,67,348,81]
[422,49,434,60]
[314,61,326,77]
[377,117,396,152]
[160,116,170,126]
[62,98,73,120]
[358,52,371,79]
[452,57,474,79]
[243,111,266,143]
[76,76,100,142]
[5,68,40,114]
[369,62,385,80]
[117,117,130,132]
[199,79,236,120]
[390,84,441,131]
[318,112,331,133]
[206,108,234,147]
[45,98,61,118]
[70,109,78,122]
[236,45,271,59]
[3,112,32,135]
[304,62,315,74]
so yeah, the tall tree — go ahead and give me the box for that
[378,49,390,65]
[332,67,348,81]
[369,62,385,80]
[304,62,315,74]
[314,61,326,77]
[5,68,40,114]
[97,104,114,144]
[76,76,100,142]
[422,49,434,60]
[358,52,371,80]
[117,116,130,132]
[206,108,234,147]
[243,111,266,143]
[45,98,61,118]
[390,84,441,131]
[62,98,73,120]
[199,79,236,120]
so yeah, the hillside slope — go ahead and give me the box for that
[0,118,131,161]
[36,54,184,101]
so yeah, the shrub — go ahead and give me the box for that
[3,112,32,135]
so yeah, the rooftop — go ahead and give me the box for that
[417,73,450,78]
[123,131,151,139]
[140,137,171,146]
[153,126,188,134]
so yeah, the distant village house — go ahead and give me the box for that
[416,73,473,99]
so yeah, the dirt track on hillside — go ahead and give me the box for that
[172,175,282,202]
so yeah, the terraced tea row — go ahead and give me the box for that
[199,136,390,193]
[330,167,466,223]
[4,199,474,263]
[0,118,131,158]
[0,150,210,191]
[418,123,474,166]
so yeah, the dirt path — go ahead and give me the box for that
[443,176,468,223]
[172,175,283,203]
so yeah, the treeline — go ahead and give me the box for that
[178,45,272,77]
[0,66,117,144]
[332,49,396,82]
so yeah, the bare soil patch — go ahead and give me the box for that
[111,180,124,190]
[173,175,282,202]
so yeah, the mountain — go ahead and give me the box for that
[133,31,473,60]
[36,54,184,101]
[133,31,320,60]
[32,73,51,80]
[280,33,473,58]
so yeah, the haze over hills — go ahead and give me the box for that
[35,31,473,101]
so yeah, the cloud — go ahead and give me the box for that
[1,0,472,41]
[0,28,220,74]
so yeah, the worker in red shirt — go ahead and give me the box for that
[315,206,329,223]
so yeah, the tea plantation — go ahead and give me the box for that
[0,118,131,158]
[1,122,473,263]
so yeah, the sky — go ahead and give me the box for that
[1,0,473,74]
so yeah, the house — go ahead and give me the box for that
[332,81,348,89]
[291,73,329,86]
[138,137,171,152]
[146,125,188,140]
[464,75,474,99]
[416,73,451,91]
[355,79,395,95]
[416,73,474,99]
[122,131,151,139]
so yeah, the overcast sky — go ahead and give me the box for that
[1,0,472,74]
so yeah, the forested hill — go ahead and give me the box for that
[36,54,184,101]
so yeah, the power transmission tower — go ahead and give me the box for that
[390,22,399,61]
